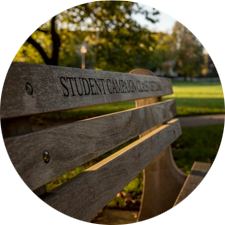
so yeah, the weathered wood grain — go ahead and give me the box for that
[138,147,187,221]
[0,116,32,216]
[0,106,45,218]
[130,68,160,109]
[42,119,182,221]
[129,68,186,221]
[165,162,211,225]
[1,117,33,138]
[4,99,177,191]
[199,163,225,225]
[1,62,173,119]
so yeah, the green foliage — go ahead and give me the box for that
[94,26,155,72]
[14,1,159,71]
[149,32,175,72]
[123,173,143,194]
[172,22,205,78]
[148,22,209,78]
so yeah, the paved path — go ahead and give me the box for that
[178,114,224,128]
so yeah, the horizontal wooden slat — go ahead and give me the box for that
[4,99,177,191]
[1,62,173,119]
[165,162,211,225]
[199,163,225,225]
[41,119,182,221]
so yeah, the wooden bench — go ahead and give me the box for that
[1,62,211,222]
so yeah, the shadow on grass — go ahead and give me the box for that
[172,124,224,174]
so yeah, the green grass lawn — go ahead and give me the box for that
[172,124,224,174]
[164,81,225,116]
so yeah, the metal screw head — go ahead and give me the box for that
[25,82,33,95]
[43,151,50,163]
[57,215,63,225]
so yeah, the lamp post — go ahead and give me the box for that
[80,45,87,69]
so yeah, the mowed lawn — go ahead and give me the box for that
[164,81,225,116]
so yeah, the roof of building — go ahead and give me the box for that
[217,36,225,49]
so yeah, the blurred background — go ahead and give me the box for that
[14,1,217,79]
[12,1,224,223]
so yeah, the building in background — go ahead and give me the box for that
[154,59,178,77]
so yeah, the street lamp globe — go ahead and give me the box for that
[80,45,87,54]
[80,45,87,69]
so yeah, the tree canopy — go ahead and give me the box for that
[148,32,175,73]
[14,1,160,72]
[147,22,207,78]
[171,21,205,78]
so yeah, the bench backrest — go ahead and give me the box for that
[1,62,182,221]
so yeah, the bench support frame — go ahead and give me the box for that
[130,68,187,221]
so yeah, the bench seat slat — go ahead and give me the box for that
[199,163,225,225]
[41,119,181,221]
[1,62,173,119]
[165,162,211,225]
[5,99,177,191]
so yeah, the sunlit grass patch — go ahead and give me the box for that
[164,81,224,116]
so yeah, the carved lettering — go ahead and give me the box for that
[119,80,125,93]
[67,77,76,96]
[107,79,112,94]
[94,79,103,94]
[60,77,69,97]
[129,80,136,92]
[88,78,96,95]
[81,78,90,95]
[97,79,106,94]
[74,78,83,96]
[112,79,120,93]
[60,76,161,97]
